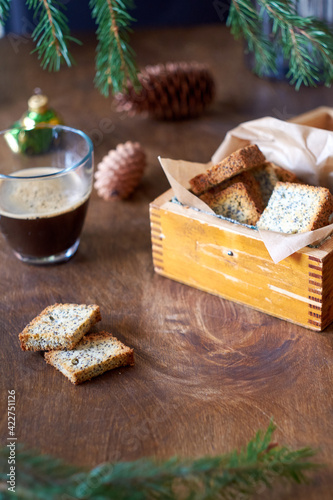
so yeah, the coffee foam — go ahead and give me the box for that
[0,167,90,219]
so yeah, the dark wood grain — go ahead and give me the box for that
[1,24,333,499]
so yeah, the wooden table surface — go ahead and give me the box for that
[1,24,333,499]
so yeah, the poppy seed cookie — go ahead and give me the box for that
[252,162,300,206]
[19,303,102,351]
[257,182,333,234]
[189,144,265,196]
[201,181,263,226]
[44,331,134,385]
[200,171,264,212]
[272,164,300,184]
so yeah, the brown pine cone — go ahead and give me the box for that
[94,141,146,200]
[115,62,215,120]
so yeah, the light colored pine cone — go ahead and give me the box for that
[115,61,215,120]
[94,141,146,200]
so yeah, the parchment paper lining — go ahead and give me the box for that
[158,114,333,264]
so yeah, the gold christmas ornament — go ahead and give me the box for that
[94,141,147,200]
[115,62,215,121]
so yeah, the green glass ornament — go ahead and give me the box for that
[5,93,63,155]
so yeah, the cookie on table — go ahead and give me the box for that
[44,331,134,385]
[19,303,101,351]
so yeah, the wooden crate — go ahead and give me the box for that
[150,191,333,331]
[150,108,333,331]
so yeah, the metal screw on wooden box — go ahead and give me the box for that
[150,107,333,332]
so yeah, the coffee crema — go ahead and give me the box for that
[0,167,91,259]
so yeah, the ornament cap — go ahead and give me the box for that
[28,94,49,114]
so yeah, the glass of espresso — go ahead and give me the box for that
[0,125,93,264]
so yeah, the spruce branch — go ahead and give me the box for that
[0,421,322,499]
[26,0,81,71]
[228,0,333,89]
[4,1,333,95]
[89,0,140,96]
[0,0,11,26]
[227,0,277,77]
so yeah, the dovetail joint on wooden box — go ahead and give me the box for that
[150,207,164,272]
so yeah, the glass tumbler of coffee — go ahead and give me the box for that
[0,125,94,264]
